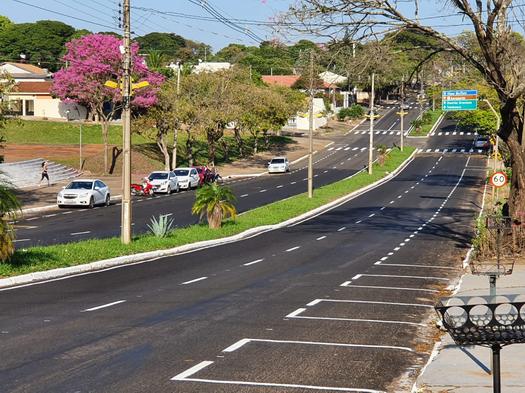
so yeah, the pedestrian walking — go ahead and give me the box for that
[39,161,50,186]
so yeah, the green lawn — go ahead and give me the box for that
[1,147,415,277]
[4,119,150,145]
[410,110,444,136]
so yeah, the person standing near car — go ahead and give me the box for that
[39,161,49,186]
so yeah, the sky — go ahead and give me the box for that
[1,0,491,52]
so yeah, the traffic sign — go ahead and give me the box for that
[490,171,508,188]
[442,90,478,111]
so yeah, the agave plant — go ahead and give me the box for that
[192,183,236,229]
[147,214,174,238]
[0,180,21,261]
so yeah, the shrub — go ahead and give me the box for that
[347,104,365,119]
[147,214,174,238]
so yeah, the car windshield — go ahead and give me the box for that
[271,159,285,164]
[477,136,489,141]
[174,169,189,176]
[149,173,168,180]
[66,181,93,190]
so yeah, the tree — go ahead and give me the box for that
[0,20,76,71]
[289,0,525,220]
[0,16,12,32]
[192,183,237,229]
[52,34,164,174]
[0,181,21,262]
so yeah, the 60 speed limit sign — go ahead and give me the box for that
[490,171,508,188]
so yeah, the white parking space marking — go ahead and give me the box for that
[222,338,413,353]
[285,307,425,327]
[70,231,91,236]
[351,274,449,281]
[82,300,126,312]
[376,262,457,269]
[181,276,208,285]
[243,259,264,266]
[306,299,433,308]
[285,246,300,252]
[172,360,385,392]
[340,282,439,292]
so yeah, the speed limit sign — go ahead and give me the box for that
[490,171,508,188]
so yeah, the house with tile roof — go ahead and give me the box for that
[0,62,86,120]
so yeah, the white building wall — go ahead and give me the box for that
[34,99,87,120]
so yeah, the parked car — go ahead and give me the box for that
[474,135,491,150]
[147,171,179,194]
[57,179,110,208]
[174,167,200,190]
[268,157,290,173]
[192,166,207,186]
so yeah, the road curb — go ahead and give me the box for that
[1,149,417,290]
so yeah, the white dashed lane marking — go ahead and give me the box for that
[181,277,208,285]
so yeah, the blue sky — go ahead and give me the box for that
[3,0,476,51]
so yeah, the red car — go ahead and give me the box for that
[192,166,207,186]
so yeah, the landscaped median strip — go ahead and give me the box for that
[0,146,416,287]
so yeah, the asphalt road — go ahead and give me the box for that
[1,118,487,392]
[13,100,423,247]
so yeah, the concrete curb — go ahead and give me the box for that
[1,149,417,290]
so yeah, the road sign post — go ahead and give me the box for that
[442,90,478,111]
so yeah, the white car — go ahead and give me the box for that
[57,179,110,208]
[268,157,290,173]
[148,171,179,194]
[174,167,200,190]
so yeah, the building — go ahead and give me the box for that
[261,74,340,94]
[0,62,86,120]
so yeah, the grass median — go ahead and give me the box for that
[410,110,443,136]
[1,146,415,277]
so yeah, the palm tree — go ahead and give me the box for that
[192,183,237,229]
[0,180,21,261]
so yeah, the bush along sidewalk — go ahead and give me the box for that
[410,109,444,136]
[1,146,415,277]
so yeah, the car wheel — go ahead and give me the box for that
[58,204,64,209]
[167,185,171,194]
[88,196,95,209]
[105,194,110,207]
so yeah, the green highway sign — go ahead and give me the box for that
[442,90,478,111]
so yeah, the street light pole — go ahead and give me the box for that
[483,99,502,203]
[79,123,82,171]
[121,0,132,244]
[307,50,314,198]
[400,78,405,152]
[368,72,375,174]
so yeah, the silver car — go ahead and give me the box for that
[57,179,110,208]
[268,157,290,173]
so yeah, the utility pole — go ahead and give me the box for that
[121,0,132,244]
[368,72,375,174]
[483,99,501,201]
[308,50,315,198]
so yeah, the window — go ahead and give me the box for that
[149,172,169,180]
[174,169,189,176]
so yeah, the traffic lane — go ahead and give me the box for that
[0,155,446,332]
[14,143,374,246]
[0,155,472,391]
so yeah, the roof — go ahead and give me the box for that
[14,81,53,94]
[261,75,300,88]
[193,62,231,74]
[0,62,50,79]
[319,71,347,85]
[262,75,338,89]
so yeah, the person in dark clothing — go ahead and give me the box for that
[39,161,49,186]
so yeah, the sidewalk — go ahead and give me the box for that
[415,263,525,392]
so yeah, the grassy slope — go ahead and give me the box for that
[410,110,443,137]
[1,146,415,277]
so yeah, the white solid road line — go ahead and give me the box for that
[82,300,127,312]
[243,259,263,266]
[70,231,91,236]
[285,246,300,252]
[172,361,214,380]
[376,262,457,269]
[354,273,449,281]
[306,299,433,308]
[181,276,208,285]
[13,239,30,243]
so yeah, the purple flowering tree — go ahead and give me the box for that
[52,34,164,173]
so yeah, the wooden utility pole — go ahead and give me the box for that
[121,0,132,244]
[400,77,405,152]
[308,50,314,198]
[368,72,375,174]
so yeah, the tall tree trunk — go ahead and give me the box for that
[171,128,178,170]
[207,131,216,166]
[234,127,244,157]
[253,132,259,154]
[186,131,194,167]
[156,132,170,171]
[100,120,109,174]
[263,129,270,149]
